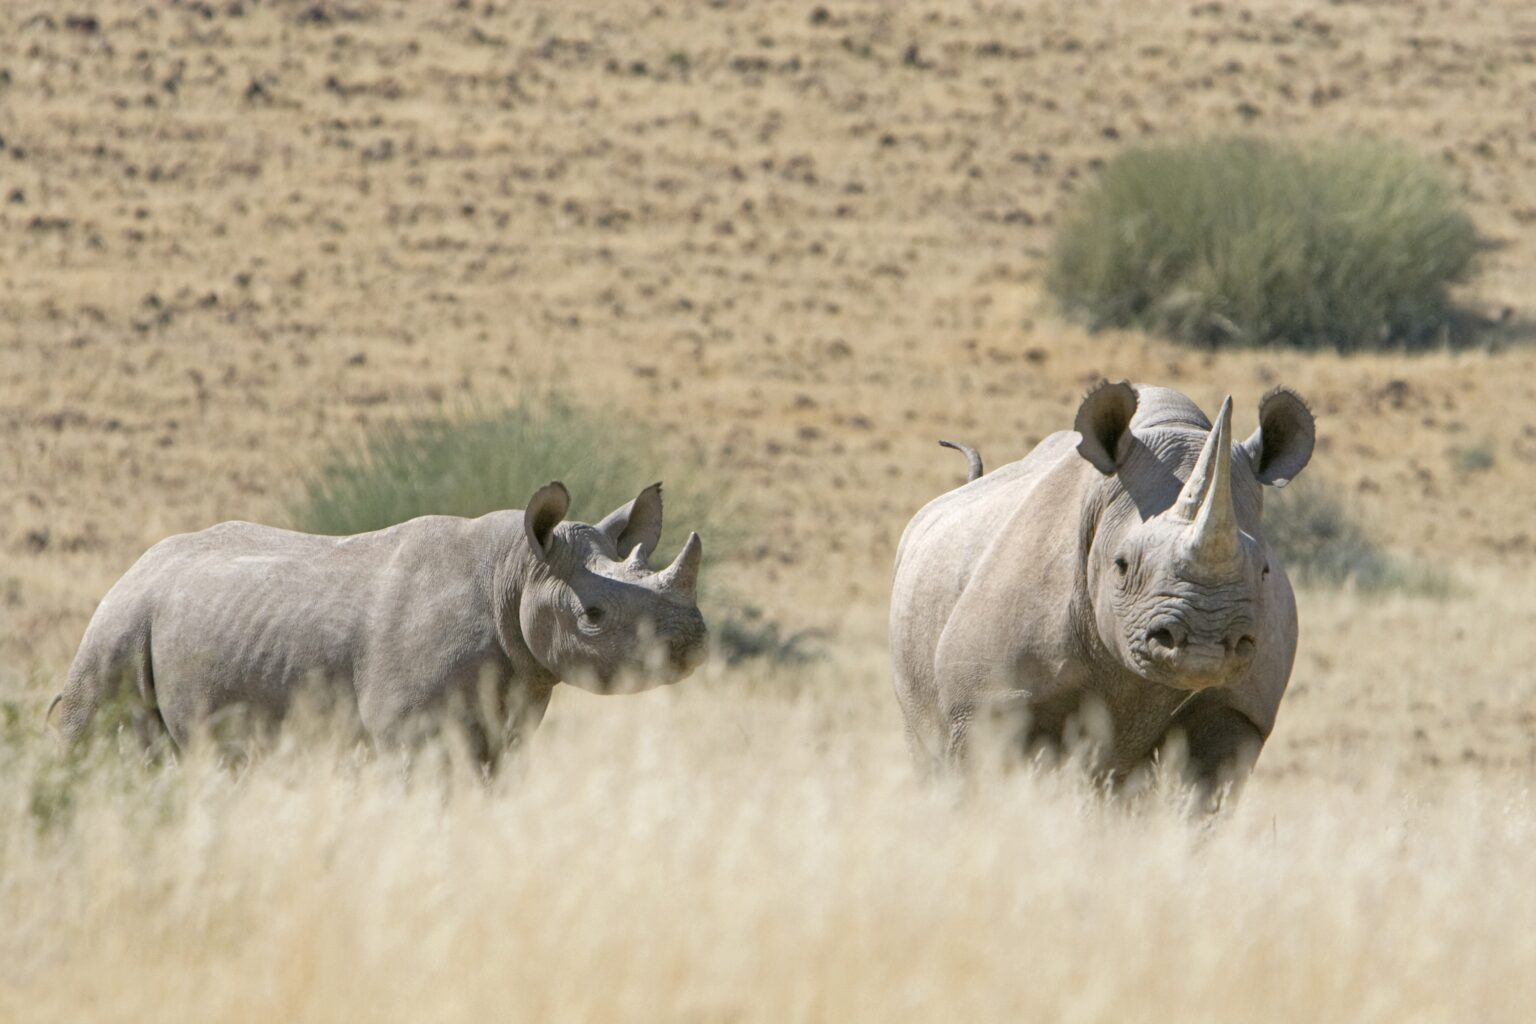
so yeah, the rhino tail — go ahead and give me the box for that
[938,440,983,483]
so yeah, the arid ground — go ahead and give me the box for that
[2,2,1535,1021]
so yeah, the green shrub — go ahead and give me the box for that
[1263,481,1444,593]
[287,399,723,560]
[1049,136,1479,352]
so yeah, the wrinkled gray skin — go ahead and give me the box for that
[891,383,1315,791]
[52,481,707,765]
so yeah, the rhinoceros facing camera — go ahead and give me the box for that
[891,382,1315,792]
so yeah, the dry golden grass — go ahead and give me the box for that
[3,636,1535,1023]
[3,0,1536,1019]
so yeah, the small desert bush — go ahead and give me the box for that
[712,606,824,667]
[1264,480,1443,593]
[1049,136,1478,351]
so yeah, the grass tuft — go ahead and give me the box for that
[1049,136,1479,352]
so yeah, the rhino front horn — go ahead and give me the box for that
[1174,396,1239,566]
[657,532,702,598]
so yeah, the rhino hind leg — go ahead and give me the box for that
[53,619,169,754]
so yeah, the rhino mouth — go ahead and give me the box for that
[672,640,707,675]
[659,616,708,679]
[627,629,708,687]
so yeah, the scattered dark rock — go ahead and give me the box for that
[1380,379,1412,409]
[730,55,772,74]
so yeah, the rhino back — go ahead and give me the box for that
[894,431,1082,583]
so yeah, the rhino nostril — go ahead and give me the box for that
[1147,627,1181,651]
[1233,634,1257,658]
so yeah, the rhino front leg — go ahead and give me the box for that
[366,666,554,777]
[944,703,974,770]
[497,681,553,771]
[463,675,553,774]
[941,696,1038,774]
[1166,696,1265,801]
[902,725,943,779]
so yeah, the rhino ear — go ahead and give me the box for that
[1074,380,1139,475]
[1242,387,1315,487]
[524,481,570,559]
[596,482,663,560]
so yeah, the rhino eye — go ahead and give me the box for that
[1261,563,1271,578]
[581,606,606,625]
[1113,555,1129,576]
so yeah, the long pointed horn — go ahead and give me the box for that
[1175,397,1239,565]
[656,532,702,599]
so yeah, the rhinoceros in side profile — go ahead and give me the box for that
[52,481,707,764]
[890,382,1315,790]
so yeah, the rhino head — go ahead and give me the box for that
[517,481,707,693]
[1075,382,1315,691]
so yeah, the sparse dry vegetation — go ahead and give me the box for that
[4,0,1536,1020]
[1263,480,1445,593]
